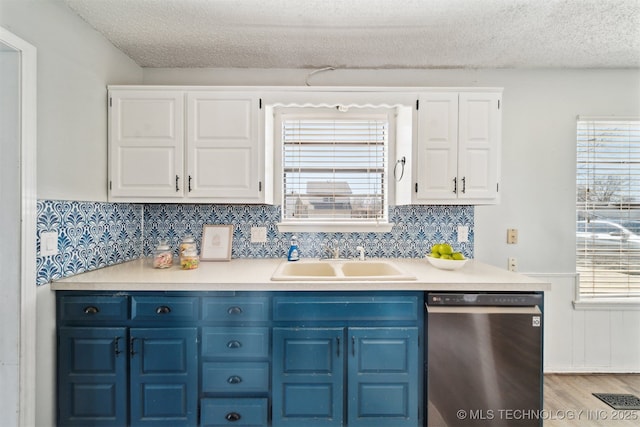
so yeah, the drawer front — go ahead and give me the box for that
[131,296,199,321]
[273,295,419,321]
[202,297,270,322]
[202,362,269,393]
[202,327,269,358]
[59,296,128,322]
[201,398,268,427]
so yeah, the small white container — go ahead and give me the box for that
[152,240,173,269]
[425,255,468,270]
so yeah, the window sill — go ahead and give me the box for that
[277,222,394,233]
[572,298,640,311]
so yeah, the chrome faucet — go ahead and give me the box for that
[321,241,340,259]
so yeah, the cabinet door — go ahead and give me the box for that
[458,92,501,201]
[415,93,459,201]
[347,327,419,427]
[58,327,127,427]
[129,327,198,427]
[186,92,263,202]
[272,328,344,427]
[109,90,185,200]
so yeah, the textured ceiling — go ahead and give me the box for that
[63,0,640,69]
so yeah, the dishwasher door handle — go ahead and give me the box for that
[426,305,541,315]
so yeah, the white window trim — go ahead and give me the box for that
[271,104,401,233]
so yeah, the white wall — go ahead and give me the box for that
[1,2,143,426]
[0,0,143,201]
[145,67,640,372]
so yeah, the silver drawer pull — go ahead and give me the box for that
[156,306,171,314]
[83,306,99,315]
[227,306,243,315]
[225,412,241,422]
[227,375,242,384]
[227,340,242,349]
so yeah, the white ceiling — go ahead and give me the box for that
[63,0,640,69]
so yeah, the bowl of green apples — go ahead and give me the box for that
[425,243,468,270]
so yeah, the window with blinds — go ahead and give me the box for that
[576,119,640,298]
[280,113,389,224]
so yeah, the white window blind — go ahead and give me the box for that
[281,115,388,224]
[576,119,640,298]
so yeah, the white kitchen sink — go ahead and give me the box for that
[271,259,416,281]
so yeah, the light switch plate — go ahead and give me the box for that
[250,227,267,243]
[41,231,59,256]
[457,226,469,243]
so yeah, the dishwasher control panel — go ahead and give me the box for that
[426,292,542,307]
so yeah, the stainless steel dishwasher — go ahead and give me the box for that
[425,292,543,427]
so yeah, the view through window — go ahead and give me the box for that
[576,119,640,298]
[280,111,389,225]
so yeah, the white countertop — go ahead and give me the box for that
[51,258,551,292]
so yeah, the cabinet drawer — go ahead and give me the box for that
[201,398,268,427]
[273,295,419,321]
[202,297,270,322]
[131,296,198,321]
[59,296,128,322]
[202,327,269,358]
[202,362,269,393]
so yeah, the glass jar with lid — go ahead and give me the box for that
[152,240,173,269]
[180,248,199,270]
[179,234,197,256]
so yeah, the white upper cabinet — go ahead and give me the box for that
[108,88,270,204]
[415,91,501,204]
[186,92,263,201]
[109,90,185,199]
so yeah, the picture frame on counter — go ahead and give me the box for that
[201,224,233,261]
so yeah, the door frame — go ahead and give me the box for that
[0,26,37,427]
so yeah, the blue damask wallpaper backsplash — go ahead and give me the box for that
[36,200,474,285]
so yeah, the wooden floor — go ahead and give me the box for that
[544,374,640,426]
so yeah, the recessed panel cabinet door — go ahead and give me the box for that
[129,327,198,427]
[458,92,501,201]
[272,327,344,427]
[109,91,184,199]
[187,92,262,201]
[58,327,127,427]
[348,327,419,427]
[416,93,459,201]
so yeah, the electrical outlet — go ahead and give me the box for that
[250,227,267,243]
[507,228,518,244]
[457,225,469,243]
[508,257,518,272]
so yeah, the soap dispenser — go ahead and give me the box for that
[287,236,300,261]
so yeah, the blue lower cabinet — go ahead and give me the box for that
[200,398,268,427]
[272,326,420,427]
[347,328,419,427]
[58,327,128,427]
[272,327,344,427]
[129,327,198,426]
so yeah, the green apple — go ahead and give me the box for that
[452,252,465,260]
[439,243,453,255]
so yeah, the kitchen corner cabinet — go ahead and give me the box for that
[108,88,270,204]
[415,91,502,204]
